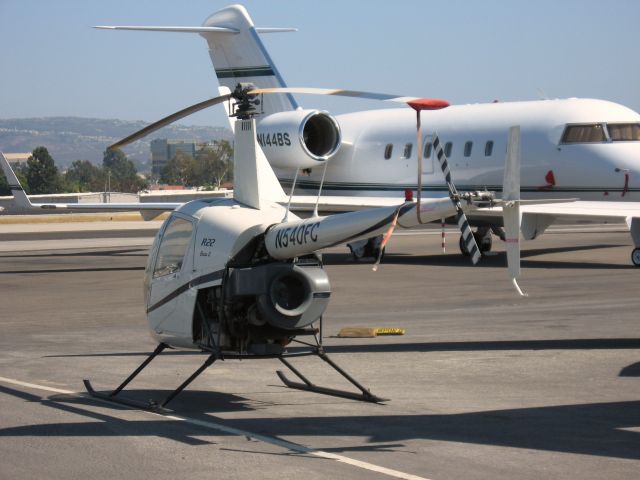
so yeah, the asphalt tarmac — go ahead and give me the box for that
[0,224,639,480]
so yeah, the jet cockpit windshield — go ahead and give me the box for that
[561,123,640,144]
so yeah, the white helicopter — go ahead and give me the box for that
[2,84,524,409]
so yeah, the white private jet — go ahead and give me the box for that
[91,4,640,265]
[95,4,640,201]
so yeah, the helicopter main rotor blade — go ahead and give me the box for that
[109,93,232,150]
[249,87,450,109]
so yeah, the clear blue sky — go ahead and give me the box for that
[1,0,639,127]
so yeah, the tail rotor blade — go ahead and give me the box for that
[503,202,525,295]
[432,134,481,264]
[457,210,482,264]
[503,126,527,296]
[415,109,424,223]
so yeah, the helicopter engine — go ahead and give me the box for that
[194,258,330,355]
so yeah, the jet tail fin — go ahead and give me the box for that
[96,5,299,116]
[0,152,33,209]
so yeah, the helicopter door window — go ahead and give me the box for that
[153,216,194,278]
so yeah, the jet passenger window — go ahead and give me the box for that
[560,124,606,143]
[607,123,640,141]
[423,142,433,158]
[485,141,494,156]
[384,144,393,159]
[403,143,413,159]
[154,216,193,278]
[464,141,473,157]
[444,142,453,157]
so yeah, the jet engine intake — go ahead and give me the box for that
[256,110,341,169]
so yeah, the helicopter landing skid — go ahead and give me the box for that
[276,349,387,403]
[83,343,386,411]
[83,343,217,413]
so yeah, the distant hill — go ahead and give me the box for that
[0,117,233,172]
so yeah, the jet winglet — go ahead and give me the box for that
[0,152,33,209]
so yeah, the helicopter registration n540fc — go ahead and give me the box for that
[272,220,320,249]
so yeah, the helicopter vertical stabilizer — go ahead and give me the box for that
[233,118,287,210]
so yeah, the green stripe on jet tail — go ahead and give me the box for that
[215,66,275,78]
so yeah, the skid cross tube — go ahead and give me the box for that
[158,353,216,408]
[84,344,219,412]
[110,343,166,397]
[276,349,387,403]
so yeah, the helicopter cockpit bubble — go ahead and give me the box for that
[144,212,198,345]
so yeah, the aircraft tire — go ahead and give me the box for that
[632,248,640,267]
[477,232,492,253]
[459,232,492,256]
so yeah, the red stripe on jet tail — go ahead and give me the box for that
[505,238,519,244]
[407,99,450,111]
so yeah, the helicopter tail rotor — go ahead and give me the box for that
[432,135,482,264]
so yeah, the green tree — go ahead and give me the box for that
[64,160,105,192]
[195,140,234,189]
[160,150,198,186]
[24,146,62,194]
[0,169,8,196]
[0,164,29,195]
[103,148,147,193]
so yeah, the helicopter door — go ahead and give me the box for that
[146,214,195,342]
[421,135,435,176]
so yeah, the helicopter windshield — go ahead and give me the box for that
[153,216,194,278]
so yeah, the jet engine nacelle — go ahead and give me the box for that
[256,110,341,169]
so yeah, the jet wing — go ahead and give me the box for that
[471,200,640,224]
[470,200,640,243]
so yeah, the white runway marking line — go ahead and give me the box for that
[0,376,430,480]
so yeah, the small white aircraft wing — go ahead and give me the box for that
[1,152,181,214]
